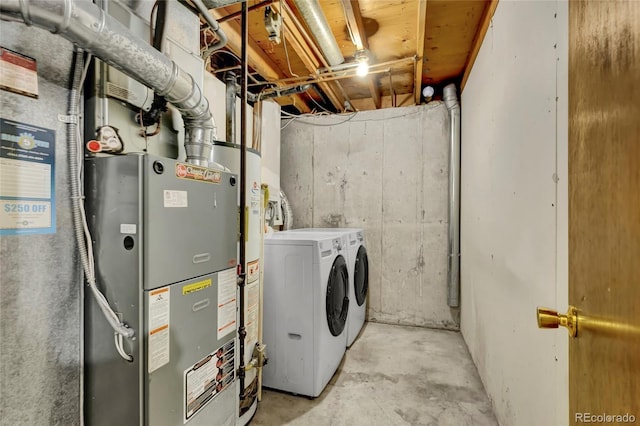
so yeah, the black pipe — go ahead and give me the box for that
[139,0,168,130]
[218,0,274,23]
[237,0,248,402]
[152,1,167,51]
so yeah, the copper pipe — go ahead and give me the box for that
[248,56,416,87]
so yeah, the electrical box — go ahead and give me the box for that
[84,153,239,426]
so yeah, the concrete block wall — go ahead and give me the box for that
[281,103,457,329]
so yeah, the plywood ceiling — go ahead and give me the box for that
[202,0,495,113]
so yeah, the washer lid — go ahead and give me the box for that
[326,254,349,336]
[354,245,369,306]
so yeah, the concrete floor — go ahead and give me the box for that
[251,322,497,426]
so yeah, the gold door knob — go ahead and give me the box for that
[536,306,578,337]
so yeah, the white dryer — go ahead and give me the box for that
[289,228,369,347]
[348,229,368,347]
[262,232,349,397]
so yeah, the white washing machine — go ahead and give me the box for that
[262,232,349,397]
[288,228,369,347]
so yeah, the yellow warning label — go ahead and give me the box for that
[182,278,212,295]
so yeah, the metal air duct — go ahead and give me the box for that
[292,0,344,66]
[0,0,217,167]
[203,0,247,8]
[193,0,229,58]
[443,83,461,308]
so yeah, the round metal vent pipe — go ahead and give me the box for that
[202,0,247,8]
[443,83,461,308]
[292,0,344,66]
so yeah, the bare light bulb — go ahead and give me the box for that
[356,61,369,77]
[422,86,434,99]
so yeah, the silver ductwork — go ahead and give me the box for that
[280,189,293,230]
[0,0,217,167]
[193,0,229,58]
[292,0,344,66]
[202,0,247,8]
[443,83,461,308]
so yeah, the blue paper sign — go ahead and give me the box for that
[0,118,56,235]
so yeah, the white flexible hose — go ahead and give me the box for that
[68,48,135,353]
[280,189,293,230]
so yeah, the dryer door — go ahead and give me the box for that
[326,255,349,336]
[354,246,369,307]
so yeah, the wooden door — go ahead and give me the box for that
[569,0,640,424]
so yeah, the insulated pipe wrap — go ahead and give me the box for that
[1,0,217,167]
[443,84,460,111]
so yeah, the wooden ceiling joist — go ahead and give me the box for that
[341,0,381,109]
[276,1,345,111]
[461,0,499,91]
[210,7,311,113]
[202,0,493,112]
[414,0,428,105]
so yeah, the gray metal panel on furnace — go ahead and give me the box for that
[143,154,238,289]
[145,272,236,426]
[84,154,144,425]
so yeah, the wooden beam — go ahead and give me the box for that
[368,77,381,109]
[414,0,428,105]
[342,0,382,109]
[342,0,365,49]
[210,8,311,113]
[461,0,499,91]
[275,3,345,111]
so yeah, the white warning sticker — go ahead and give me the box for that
[183,340,235,423]
[148,286,170,373]
[250,194,261,216]
[164,190,188,208]
[245,280,259,349]
[120,223,137,234]
[217,268,237,340]
[247,259,259,284]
